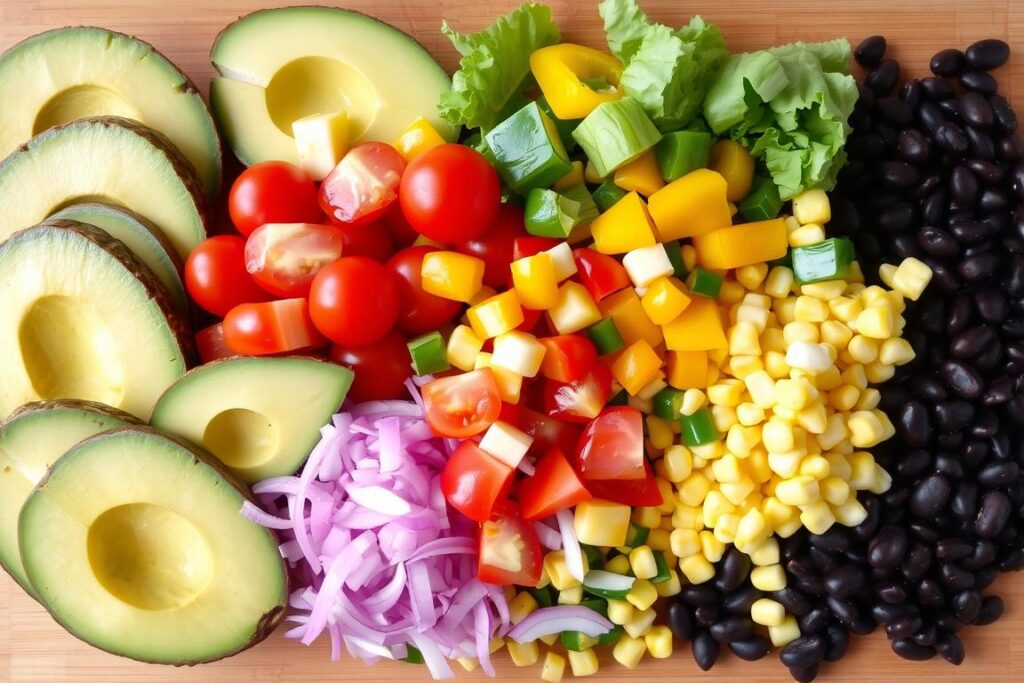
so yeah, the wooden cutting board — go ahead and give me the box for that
[1,1,1023,680]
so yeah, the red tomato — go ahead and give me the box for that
[538,335,598,383]
[308,257,400,347]
[441,441,514,523]
[228,161,322,237]
[423,369,502,438]
[575,406,645,480]
[382,205,420,249]
[515,306,544,334]
[223,298,326,356]
[320,142,406,225]
[573,248,631,302]
[400,144,501,244]
[244,223,344,297]
[195,323,235,363]
[456,203,526,288]
[583,461,663,507]
[543,363,613,423]
[185,235,273,317]
[386,246,462,335]
[513,236,560,261]
[514,407,582,456]
[478,511,543,585]
[330,331,412,402]
[518,448,592,521]
[335,221,394,262]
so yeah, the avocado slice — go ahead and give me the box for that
[0,27,222,197]
[0,220,191,420]
[210,7,457,167]
[49,202,188,312]
[0,117,207,259]
[19,427,288,664]
[151,356,353,484]
[0,400,140,599]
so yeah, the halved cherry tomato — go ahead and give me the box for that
[308,256,400,347]
[583,461,663,506]
[575,406,645,480]
[573,248,631,302]
[244,223,344,297]
[400,144,501,244]
[387,246,463,335]
[330,331,412,403]
[423,369,502,438]
[185,235,273,317]
[195,323,235,363]
[223,298,326,356]
[441,440,514,523]
[538,335,598,383]
[477,510,542,585]
[515,407,582,456]
[229,161,323,237]
[543,363,613,423]
[334,221,394,262]
[519,448,592,521]
[456,203,526,288]
[320,142,406,226]
[513,236,560,261]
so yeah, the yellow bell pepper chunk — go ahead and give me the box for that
[709,139,755,202]
[610,340,663,396]
[420,251,484,302]
[647,169,732,241]
[475,353,524,404]
[693,218,788,270]
[530,44,623,120]
[467,290,524,339]
[663,297,727,351]
[553,160,585,191]
[641,276,691,325]
[511,253,559,310]
[590,192,658,254]
[392,116,445,162]
[547,282,602,334]
[667,350,709,389]
[614,149,665,198]
[599,288,663,348]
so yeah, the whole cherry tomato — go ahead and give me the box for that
[330,331,412,402]
[185,235,272,317]
[228,161,322,236]
[387,246,462,335]
[308,256,400,347]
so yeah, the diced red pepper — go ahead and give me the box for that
[513,236,561,260]
[543,363,613,423]
[573,248,630,302]
[538,335,598,383]
[582,461,663,506]
[519,448,593,520]
[517,306,545,333]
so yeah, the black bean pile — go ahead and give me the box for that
[668,36,1024,680]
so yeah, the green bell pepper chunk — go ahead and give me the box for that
[663,240,688,280]
[561,631,598,652]
[792,237,856,284]
[572,98,662,178]
[653,387,685,421]
[686,267,724,298]
[407,332,450,376]
[624,522,650,548]
[402,645,425,664]
[528,585,556,608]
[485,101,572,194]
[597,624,625,646]
[538,95,579,153]
[650,551,671,584]
[560,183,599,226]
[592,180,627,212]
[524,188,580,238]
[680,406,720,447]
[739,176,784,221]
[581,544,604,570]
[581,597,609,617]
[656,130,713,182]
[586,317,625,355]
[607,388,629,406]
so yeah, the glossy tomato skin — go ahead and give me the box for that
[308,256,400,347]
[335,221,394,262]
[478,511,543,585]
[583,461,663,507]
[195,323,235,363]
[382,205,420,249]
[538,335,598,383]
[222,298,326,356]
[320,142,406,225]
[441,441,515,523]
[573,248,631,302]
[387,246,463,335]
[456,203,525,288]
[422,369,502,438]
[244,223,344,297]
[513,236,560,261]
[400,144,501,244]
[185,235,273,317]
[514,407,582,457]
[330,331,412,402]
[229,161,322,236]
[518,448,592,521]
[543,363,613,423]
[575,406,646,480]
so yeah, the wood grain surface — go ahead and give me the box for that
[2,1,1023,681]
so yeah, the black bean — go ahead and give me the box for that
[848,133,886,161]
[953,590,982,622]
[901,80,923,110]
[913,625,938,647]
[938,97,962,121]
[980,187,1010,213]
[880,160,920,189]
[1001,134,1024,161]
[903,544,935,582]
[893,638,936,661]
[912,374,948,402]
[961,92,995,128]
[789,664,820,683]
[892,233,924,260]
[976,289,1009,322]
[868,526,910,569]
[968,159,1003,184]
[974,595,1004,625]
[715,547,751,593]
[911,474,952,516]
[728,635,771,661]
[810,546,839,574]
[961,70,998,95]
[934,122,970,154]
[936,538,973,561]
[877,582,907,604]
[946,296,975,336]
[917,578,946,606]
[983,378,1013,406]
[885,616,922,640]
[824,565,867,599]
[950,325,995,358]
[666,601,693,640]
[966,39,1010,70]
[937,633,966,665]
[855,35,886,67]
[940,562,976,591]
[867,59,900,95]
[950,165,979,205]
[922,189,948,225]
[989,94,1018,132]
[798,607,832,634]
[998,548,1024,571]
[680,584,721,606]
[824,624,850,662]
[937,611,965,633]
[975,490,1012,537]
[709,616,753,643]
[978,461,1020,486]
[941,360,984,399]
[780,635,826,669]
[878,201,916,232]
[721,585,762,615]
[826,596,860,627]
[930,48,966,76]
[918,100,947,132]
[692,630,718,671]
[921,76,955,100]
[810,528,851,553]
[967,125,996,158]
[694,604,721,627]
[965,540,997,569]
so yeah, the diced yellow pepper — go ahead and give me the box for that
[574,499,632,547]
[547,281,602,334]
[392,116,445,162]
[420,251,484,302]
[647,169,732,241]
[530,43,624,120]
[641,276,692,325]
[474,353,524,404]
[667,350,709,389]
[446,324,485,371]
[591,192,658,254]
[693,218,788,270]
[611,340,663,396]
[553,160,585,191]
[510,253,559,310]
[467,290,524,339]
[614,149,665,197]
[663,297,727,351]
[599,288,663,348]
[709,139,755,202]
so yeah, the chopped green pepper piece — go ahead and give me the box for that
[586,317,625,355]
[768,250,793,268]
[407,331,450,376]
[663,240,688,280]
[592,180,627,212]
[581,597,609,617]
[607,389,629,406]
[656,130,713,182]
[528,585,556,608]
[625,522,650,548]
[560,183,599,226]
[739,176,784,221]
[650,551,671,584]
[792,237,856,284]
[581,544,604,570]
[572,98,662,177]
[686,267,724,298]
[680,406,720,447]
[561,631,598,652]
[402,645,425,664]
[538,95,579,153]
[597,624,625,646]
[653,387,685,421]
[524,188,580,238]
[485,101,572,194]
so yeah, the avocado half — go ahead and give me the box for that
[0,400,140,599]
[0,116,207,260]
[19,427,288,664]
[0,27,222,197]
[210,6,457,166]
[0,220,192,420]
[151,356,353,484]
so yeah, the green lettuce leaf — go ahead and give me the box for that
[599,0,651,63]
[438,3,560,131]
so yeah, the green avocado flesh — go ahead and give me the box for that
[0,27,222,197]
[0,400,138,599]
[19,427,287,664]
[210,6,456,166]
[151,356,353,484]
[0,221,189,421]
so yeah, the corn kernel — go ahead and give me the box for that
[647,528,671,553]
[794,295,829,323]
[672,505,704,532]
[751,564,787,591]
[719,479,756,507]
[775,475,820,506]
[662,445,693,482]
[764,266,796,299]
[626,579,658,611]
[699,529,726,562]
[764,351,791,378]
[879,337,915,366]
[669,528,701,558]
[891,257,933,301]
[707,380,744,407]
[559,585,583,605]
[762,419,795,453]
[847,411,886,448]
[726,424,761,456]
[728,321,762,356]
[736,304,770,332]
[783,320,819,345]
[629,546,659,580]
[608,598,634,625]
[865,361,896,384]
[769,615,802,648]
[792,188,831,225]
[566,649,598,677]
[691,440,724,462]
[789,223,827,247]
[544,551,582,591]
[735,507,770,551]
[541,651,566,682]
[751,598,786,626]
[509,591,539,625]
[800,499,837,535]
[736,263,769,290]
[612,635,647,670]
[507,640,539,667]
[855,305,895,339]
[624,607,657,638]
[655,569,682,597]
[679,553,715,584]
[855,388,882,411]
[735,402,765,426]
[750,537,781,566]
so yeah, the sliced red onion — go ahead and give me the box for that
[534,521,562,550]
[240,500,292,529]
[556,509,585,582]
[507,606,613,644]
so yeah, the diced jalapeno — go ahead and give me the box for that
[581,544,604,570]
[581,597,610,617]
[739,176,784,221]
[686,267,724,298]
[402,645,425,664]
[663,240,688,280]
[572,98,662,178]
[528,585,556,608]
[680,406,720,447]
[586,317,625,355]
[791,237,856,284]
[625,522,650,548]
[525,188,580,238]
[592,180,628,212]
[561,631,598,652]
[656,130,713,182]
[653,387,685,421]
[597,624,625,646]
[650,551,671,584]
[485,101,572,194]
[407,331,450,376]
